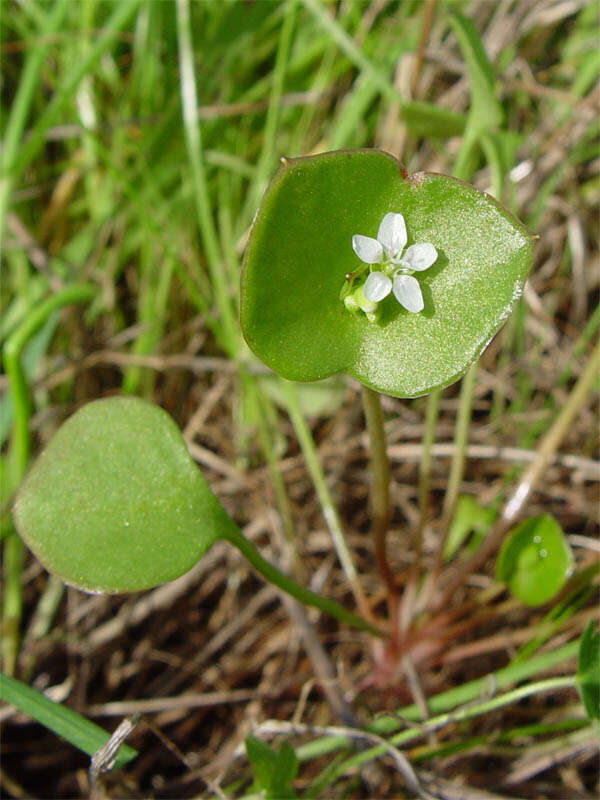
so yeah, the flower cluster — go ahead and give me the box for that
[343,212,437,320]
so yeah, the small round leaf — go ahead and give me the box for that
[13,397,230,593]
[241,149,533,397]
[495,515,573,606]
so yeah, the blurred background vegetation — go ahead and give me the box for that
[1,1,598,798]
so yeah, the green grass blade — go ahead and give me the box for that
[0,0,71,238]
[244,0,297,220]
[448,10,502,133]
[176,0,238,356]
[1,673,137,768]
[11,0,142,182]
[301,0,400,105]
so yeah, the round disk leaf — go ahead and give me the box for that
[495,515,573,607]
[13,397,231,593]
[241,149,534,397]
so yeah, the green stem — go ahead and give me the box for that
[222,525,385,639]
[3,283,95,675]
[281,379,373,623]
[360,387,397,619]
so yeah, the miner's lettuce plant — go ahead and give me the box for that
[11,147,548,629]
[12,145,582,678]
[12,149,536,621]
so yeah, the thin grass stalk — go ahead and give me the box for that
[10,0,142,185]
[281,379,375,625]
[411,719,589,764]
[245,377,357,724]
[21,575,65,680]
[436,360,477,569]
[295,637,579,763]
[315,675,577,784]
[410,0,437,98]
[296,639,579,764]
[176,0,238,356]
[88,135,209,314]
[246,376,296,550]
[301,0,403,106]
[244,0,297,221]
[0,673,137,768]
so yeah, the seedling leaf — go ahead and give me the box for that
[444,495,496,561]
[245,735,298,799]
[495,515,573,606]
[13,397,383,635]
[13,397,228,592]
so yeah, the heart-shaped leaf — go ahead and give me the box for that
[495,515,573,607]
[241,149,533,397]
[13,397,228,593]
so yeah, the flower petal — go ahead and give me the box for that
[377,212,407,257]
[393,274,424,313]
[364,271,392,302]
[352,235,383,264]
[402,243,437,271]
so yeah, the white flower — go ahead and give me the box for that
[351,212,437,314]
